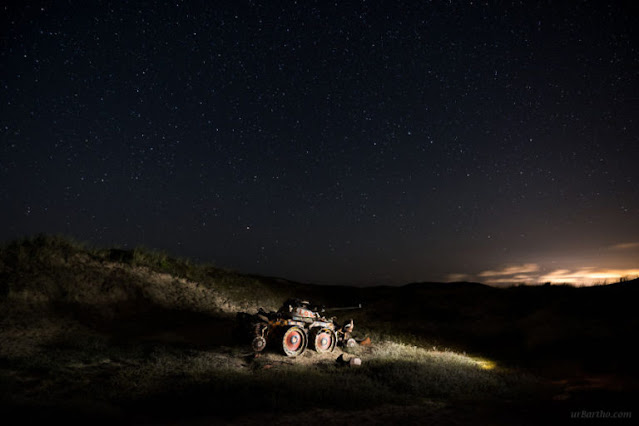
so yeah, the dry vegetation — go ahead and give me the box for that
[0,235,636,424]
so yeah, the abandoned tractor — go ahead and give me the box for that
[235,299,359,357]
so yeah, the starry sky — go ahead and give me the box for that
[2,1,638,286]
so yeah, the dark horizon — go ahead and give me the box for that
[3,233,637,289]
[2,1,638,286]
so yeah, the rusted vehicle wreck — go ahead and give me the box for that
[236,299,359,357]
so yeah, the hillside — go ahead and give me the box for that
[1,235,637,424]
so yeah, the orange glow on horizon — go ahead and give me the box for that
[450,265,639,287]
[539,268,639,286]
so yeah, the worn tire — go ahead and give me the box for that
[310,328,337,353]
[281,326,307,357]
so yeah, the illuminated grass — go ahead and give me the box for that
[0,336,533,424]
[0,234,288,316]
[370,340,497,371]
[0,335,538,421]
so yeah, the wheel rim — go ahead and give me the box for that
[251,336,266,352]
[282,327,306,356]
[313,328,336,353]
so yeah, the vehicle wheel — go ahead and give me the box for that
[281,326,307,357]
[251,336,267,352]
[311,328,337,353]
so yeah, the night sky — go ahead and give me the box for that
[2,1,638,286]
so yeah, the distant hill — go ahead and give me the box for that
[0,234,298,317]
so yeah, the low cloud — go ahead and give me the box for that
[446,273,471,282]
[448,264,542,286]
[480,275,538,285]
[478,263,539,277]
[609,242,639,251]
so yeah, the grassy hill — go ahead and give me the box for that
[1,235,637,424]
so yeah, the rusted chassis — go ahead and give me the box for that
[235,305,352,357]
